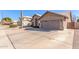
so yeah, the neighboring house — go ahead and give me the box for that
[31,14,41,28]
[31,11,73,30]
[12,21,17,25]
[17,16,32,27]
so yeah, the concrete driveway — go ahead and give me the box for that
[3,27,74,49]
[0,26,74,49]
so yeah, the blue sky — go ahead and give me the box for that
[0,10,78,21]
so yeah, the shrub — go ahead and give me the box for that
[9,24,17,28]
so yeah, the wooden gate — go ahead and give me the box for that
[67,22,75,29]
[74,22,79,29]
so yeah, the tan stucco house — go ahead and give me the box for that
[31,11,72,30]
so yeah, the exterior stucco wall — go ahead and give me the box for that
[63,20,67,29]
[58,11,73,29]
[59,12,72,22]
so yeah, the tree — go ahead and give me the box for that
[2,17,12,22]
[1,17,13,25]
[77,19,79,22]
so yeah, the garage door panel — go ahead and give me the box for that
[41,20,62,30]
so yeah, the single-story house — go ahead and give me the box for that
[12,21,18,25]
[31,14,41,28]
[31,11,72,30]
[17,16,32,27]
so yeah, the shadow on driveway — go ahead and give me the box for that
[24,27,62,32]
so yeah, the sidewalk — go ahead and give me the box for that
[73,29,79,49]
[0,30,13,49]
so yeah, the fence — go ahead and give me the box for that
[67,22,75,29]
[74,22,79,29]
[67,22,79,29]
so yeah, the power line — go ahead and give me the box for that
[34,10,49,15]
[34,10,42,14]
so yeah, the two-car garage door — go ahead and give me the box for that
[41,20,63,30]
